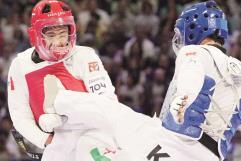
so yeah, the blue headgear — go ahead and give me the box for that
[172,0,228,53]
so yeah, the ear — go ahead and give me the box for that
[28,27,36,46]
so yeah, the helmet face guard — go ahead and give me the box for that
[35,17,76,61]
[172,0,228,54]
[172,28,184,54]
[28,0,76,62]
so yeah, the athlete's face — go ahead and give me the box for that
[42,25,69,50]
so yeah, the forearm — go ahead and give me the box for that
[9,104,49,148]
[175,59,205,104]
[12,116,49,149]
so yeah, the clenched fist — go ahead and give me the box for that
[39,113,64,132]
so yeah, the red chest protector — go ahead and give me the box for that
[25,62,87,122]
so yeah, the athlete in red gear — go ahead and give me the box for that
[8,0,117,149]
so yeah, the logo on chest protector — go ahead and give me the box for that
[89,62,99,72]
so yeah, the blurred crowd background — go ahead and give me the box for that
[0,0,241,161]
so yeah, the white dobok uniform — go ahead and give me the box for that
[7,45,117,149]
[41,45,239,161]
[40,91,219,161]
[8,44,241,161]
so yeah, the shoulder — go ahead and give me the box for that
[177,45,218,59]
[10,47,35,67]
[73,45,97,56]
[72,45,100,61]
[178,45,205,55]
[177,45,204,61]
[176,45,216,67]
[74,45,95,53]
[199,45,227,57]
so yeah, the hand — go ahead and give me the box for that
[44,134,53,147]
[39,113,63,133]
[170,95,188,124]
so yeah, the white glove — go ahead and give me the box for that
[39,113,64,132]
[170,95,188,124]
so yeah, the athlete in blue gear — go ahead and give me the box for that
[161,1,241,160]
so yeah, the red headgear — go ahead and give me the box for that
[28,0,76,61]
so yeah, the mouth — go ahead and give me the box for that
[49,42,69,49]
[49,43,71,55]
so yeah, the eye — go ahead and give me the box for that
[59,32,68,37]
[45,33,56,38]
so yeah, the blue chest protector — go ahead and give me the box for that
[162,75,241,160]
[162,76,215,139]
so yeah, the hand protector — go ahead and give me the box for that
[39,113,64,133]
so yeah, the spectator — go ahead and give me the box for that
[78,0,111,36]
[1,13,19,42]
[150,67,168,116]
[135,0,159,37]
[0,130,10,161]
[118,73,144,112]
[0,27,3,57]
[0,0,10,20]
[124,25,156,68]
[230,33,241,60]
[227,0,241,32]
[111,0,135,37]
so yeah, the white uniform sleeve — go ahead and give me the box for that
[174,45,206,104]
[80,48,118,101]
[8,58,49,149]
